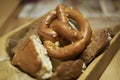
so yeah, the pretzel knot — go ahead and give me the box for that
[38,5,92,60]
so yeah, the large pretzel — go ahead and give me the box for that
[38,5,92,60]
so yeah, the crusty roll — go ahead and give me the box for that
[12,34,53,79]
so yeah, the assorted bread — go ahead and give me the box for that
[4,4,119,80]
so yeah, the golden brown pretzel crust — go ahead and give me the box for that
[38,10,58,42]
[38,5,92,60]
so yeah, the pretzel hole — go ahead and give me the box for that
[54,38,71,47]
[68,19,79,30]
[48,17,82,47]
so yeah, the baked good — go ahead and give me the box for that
[50,59,85,80]
[81,30,110,64]
[12,32,52,79]
[1,4,117,80]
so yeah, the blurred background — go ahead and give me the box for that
[0,0,120,37]
[0,0,120,80]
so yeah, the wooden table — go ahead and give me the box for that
[0,0,120,80]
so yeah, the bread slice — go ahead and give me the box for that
[51,59,85,80]
[81,30,110,64]
[12,33,53,79]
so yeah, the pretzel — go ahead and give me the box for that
[38,10,58,42]
[51,5,83,42]
[38,5,92,60]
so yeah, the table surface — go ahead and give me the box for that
[0,0,120,80]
